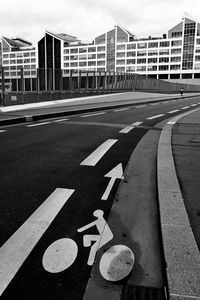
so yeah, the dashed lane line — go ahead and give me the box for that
[26,122,51,127]
[80,139,118,166]
[0,188,75,296]
[168,110,180,114]
[181,106,190,109]
[54,118,69,122]
[0,130,6,133]
[135,105,147,108]
[80,112,106,118]
[119,121,143,134]
[151,103,159,106]
[113,108,129,112]
[146,114,165,120]
[191,104,197,107]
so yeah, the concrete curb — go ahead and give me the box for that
[0,93,199,127]
[157,108,200,299]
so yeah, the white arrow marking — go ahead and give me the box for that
[0,188,75,296]
[101,163,124,200]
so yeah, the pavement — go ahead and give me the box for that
[1,91,200,299]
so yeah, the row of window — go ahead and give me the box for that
[64,53,105,60]
[116,56,182,65]
[116,48,182,57]
[3,52,36,59]
[3,65,36,70]
[63,61,105,68]
[116,40,182,50]
[3,58,36,65]
[116,65,182,72]
[4,70,37,77]
[64,46,106,54]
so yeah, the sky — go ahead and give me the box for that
[1,0,200,46]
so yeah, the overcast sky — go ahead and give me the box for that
[1,0,200,45]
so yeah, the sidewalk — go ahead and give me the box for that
[158,108,200,299]
[0,91,199,127]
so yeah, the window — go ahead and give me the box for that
[97,46,105,52]
[126,59,136,64]
[137,58,146,64]
[17,59,23,64]
[79,61,87,66]
[117,44,126,50]
[64,63,69,67]
[137,66,146,71]
[147,65,157,71]
[31,52,35,57]
[3,54,9,58]
[170,56,181,63]
[70,62,78,67]
[117,37,127,43]
[10,54,15,58]
[126,66,135,71]
[159,49,169,55]
[137,51,146,56]
[127,44,136,50]
[64,56,69,61]
[64,49,69,54]
[116,67,125,72]
[16,53,23,57]
[97,53,105,59]
[194,64,200,69]
[70,55,78,60]
[10,60,16,64]
[196,48,200,53]
[171,48,182,55]
[148,50,158,56]
[117,52,125,58]
[116,59,125,65]
[88,47,96,52]
[137,42,147,49]
[79,54,87,60]
[70,48,78,53]
[195,55,200,61]
[24,59,30,63]
[127,51,136,57]
[159,65,169,70]
[96,39,105,45]
[171,40,182,47]
[24,65,30,69]
[160,41,170,47]
[172,32,182,38]
[88,54,96,59]
[196,39,200,45]
[97,61,105,66]
[31,65,36,69]
[148,58,157,63]
[24,53,30,57]
[79,47,87,53]
[159,57,169,63]
[88,61,96,66]
[31,58,36,63]
[148,42,158,48]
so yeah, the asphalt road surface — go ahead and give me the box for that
[0,96,200,299]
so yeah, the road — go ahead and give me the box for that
[0,96,199,299]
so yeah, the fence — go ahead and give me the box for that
[1,67,200,106]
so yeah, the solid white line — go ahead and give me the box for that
[114,108,129,112]
[80,139,118,166]
[135,105,146,108]
[119,121,143,134]
[0,188,75,296]
[168,110,180,113]
[151,103,159,105]
[54,118,69,122]
[80,112,106,118]
[147,114,165,120]
[181,106,189,109]
[26,122,51,127]
[0,130,6,133]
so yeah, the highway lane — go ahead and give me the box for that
[0,96,200,299]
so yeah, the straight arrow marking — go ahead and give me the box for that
[101,163,124,200]
[0,188,75,296]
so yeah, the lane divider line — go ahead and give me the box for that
[26,122,51,127]
[113,108,129,112]
[54,118,69,122]
[168,110,180,114]
[135,105,146,108]
[119,121,143,134]
[80,139,118,166]
[146,114,165,120]
[191,104,197,107]
[181,106,189,109]
[80,112,106,118]
[0,188,75,296]
[0,130,6,133]
[151,103,159,106]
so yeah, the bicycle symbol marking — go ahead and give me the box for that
[42,209,113,272]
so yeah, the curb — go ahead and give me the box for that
[157,108,200,299]
[0,94,199,127]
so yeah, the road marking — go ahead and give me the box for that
[151,103,159,105]
[146,114,165,120]
[54,118,69,122]
[135,105,146,108]
[80,112,106,118]
[167,121,176,124]
[26,122,51,127]
[191,104,197,107]
[181,106,189,109]
[0,188,75,296]
[163,101,169,103]
[168,110,180,113]
[119,121,143,134]
[101,163,124,200]
[80,139,118,166]
[114,108,129,112]
[0,130,6,133]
